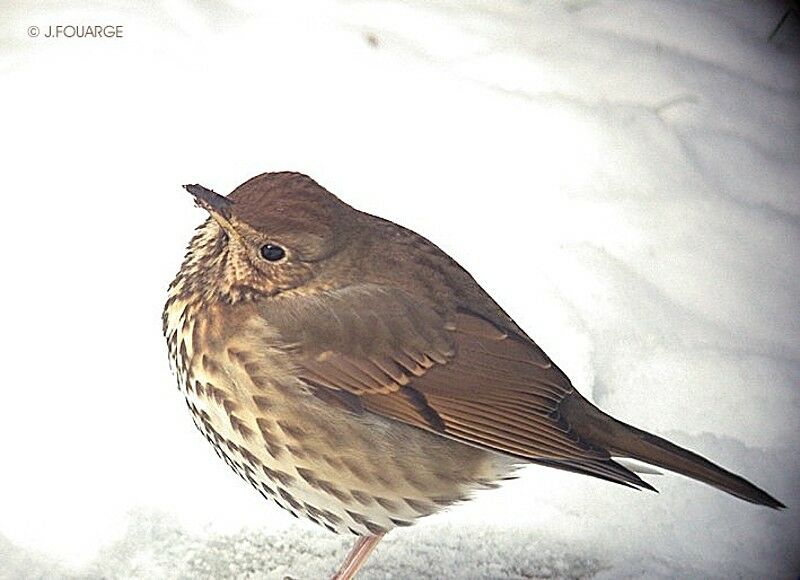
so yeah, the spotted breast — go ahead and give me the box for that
[162,219,515,537]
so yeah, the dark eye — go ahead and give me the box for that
[259,244,285,262]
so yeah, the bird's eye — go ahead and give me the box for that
[260,244,286,262]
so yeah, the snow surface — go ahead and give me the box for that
[1,0,798,578]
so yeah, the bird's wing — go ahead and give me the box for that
[262,284,650,488]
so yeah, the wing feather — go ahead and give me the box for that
[261,284,649,489]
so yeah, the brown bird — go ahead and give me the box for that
[163,172,784,579]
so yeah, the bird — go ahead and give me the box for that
[163,171,784,579]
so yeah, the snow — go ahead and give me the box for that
[1,0,798,577]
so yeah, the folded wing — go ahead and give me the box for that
[261,284,654,490]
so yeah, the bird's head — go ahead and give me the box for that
[177,172,353,303]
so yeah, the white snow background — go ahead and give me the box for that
[0,0,798,578]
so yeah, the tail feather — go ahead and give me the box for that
[562,396,785,509]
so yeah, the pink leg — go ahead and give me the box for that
[331,534,384,580]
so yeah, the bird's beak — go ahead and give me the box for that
[183,183,239,237]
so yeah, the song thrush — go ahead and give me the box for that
[163,172,783,579]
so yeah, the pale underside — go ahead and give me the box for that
[163,295,515,536]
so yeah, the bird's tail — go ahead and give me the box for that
[562,396,785,509]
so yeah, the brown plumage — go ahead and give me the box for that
[163,172,784,579]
